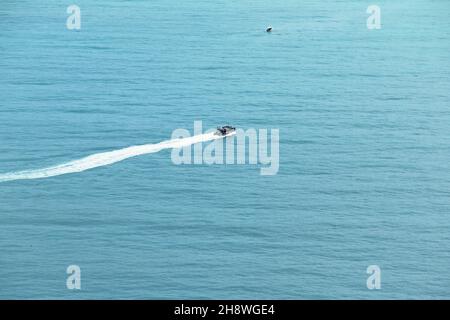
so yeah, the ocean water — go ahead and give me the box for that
[1,0,450,299]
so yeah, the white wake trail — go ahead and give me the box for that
[0,132,226,183]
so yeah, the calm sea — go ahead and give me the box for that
[1,0,450,298]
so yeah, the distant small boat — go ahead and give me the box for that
[266,26,272,32]
[215,125,236,136]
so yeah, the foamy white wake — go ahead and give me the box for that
[0,132,228,183]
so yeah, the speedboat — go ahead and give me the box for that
[215,125,236,136]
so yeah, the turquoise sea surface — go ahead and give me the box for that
[1,0,450,298]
